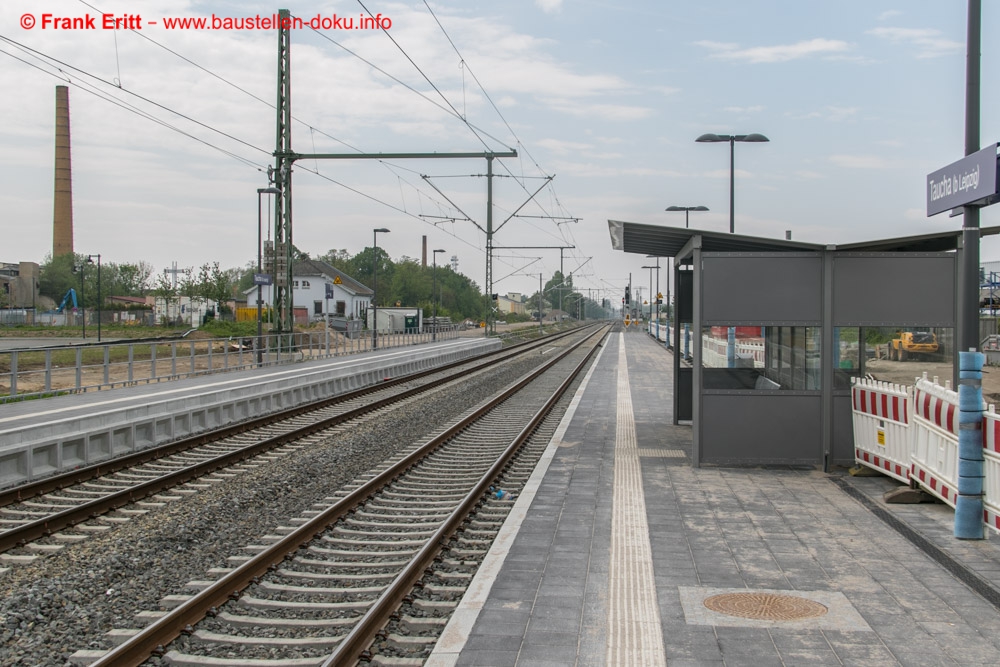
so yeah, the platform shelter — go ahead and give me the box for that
[609,221,1000,468]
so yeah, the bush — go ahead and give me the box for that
[200,320,259,338]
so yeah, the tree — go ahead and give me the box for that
[38,253,79,302]
[389,259,431,309]
[194,262,238,313]
[317,249,352,273]
[150,271,181,326]
[352,246,395,304]
[112,261,154,296]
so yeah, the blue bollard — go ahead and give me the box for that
[955,349,986,540]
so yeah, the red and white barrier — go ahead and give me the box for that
[983,407,1000,533]
[851,378,911,483]
[909,376,960,507]
[700,336,765,368]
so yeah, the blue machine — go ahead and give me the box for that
[55,288,78,312]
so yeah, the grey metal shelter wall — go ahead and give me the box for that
[608,220,968,468]
[702,254,823,323]
[833,396,854,464]
[833,254,955,325]
[701,395,823,464]
[694,250,956,468]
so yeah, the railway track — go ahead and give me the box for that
[73,323,610,666]
[0,326,595,561]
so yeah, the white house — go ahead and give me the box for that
[250,260,373,323]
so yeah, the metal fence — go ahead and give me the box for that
[0,309,30,326]
[0,326,461,403]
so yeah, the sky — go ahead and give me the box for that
[1,0,998,302]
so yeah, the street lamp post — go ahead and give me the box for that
[695,133,769,233]
[698,132,768,368]
[645,257,661,341]
[372,228,390,350]
[85,254,101,342]
[642,265,656,324]
[256,187,281,365]
[665,205,709,228]
[75,261,85,339]
[254,188,281,366]
[432,248,445,342]
[538,273,543,335]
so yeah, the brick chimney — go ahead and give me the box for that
[53,85,74,257]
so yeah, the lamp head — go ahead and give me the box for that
[696,133,725,143]
[374,227,390,233]
[741,133,769,142]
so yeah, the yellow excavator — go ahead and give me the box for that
[888,331,939,361]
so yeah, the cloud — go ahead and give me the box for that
[867,27,962,58]
[786,106,859,122]
[552,161,685,178]
[724,105,765,114]
[543,98,654,121]
[537,138,593,155]
[877,10,904,21]
[829,154,894,169]
[825,106,860,121]
[536,0,563,14]
[697,38,851,63]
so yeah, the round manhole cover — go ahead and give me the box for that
[703,592,828,621]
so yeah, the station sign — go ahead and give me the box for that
[253,273,272,286]
[926,143,998,217]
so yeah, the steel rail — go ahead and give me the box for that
[325,325,610,665]
[0,326,595,553]
[88,325,609,666]
[0,325,589,508]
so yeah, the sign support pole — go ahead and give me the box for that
[960,0,982,354]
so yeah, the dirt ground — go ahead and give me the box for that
[865,357,1000,406]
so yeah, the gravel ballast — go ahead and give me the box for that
[0,349,553,667]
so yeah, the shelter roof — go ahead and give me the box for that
[608,219,1000,259]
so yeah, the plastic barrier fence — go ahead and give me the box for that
[909,376,960,507]
[983,407,1000,533]
[851,378,911,483]
[852,372,1000,533]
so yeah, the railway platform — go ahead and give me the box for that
[0,337,499,489]
[428,330,1000,666]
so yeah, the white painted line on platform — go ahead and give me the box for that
[425,334,611,666]
[607,333,667,667]
[0,339,482,425]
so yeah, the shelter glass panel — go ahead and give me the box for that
[702,325,820,391]
[833,327,862,390]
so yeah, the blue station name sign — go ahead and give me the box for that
[927,143,998,217]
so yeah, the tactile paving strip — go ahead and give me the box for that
[637,448,686,458]
[703,592,828,620]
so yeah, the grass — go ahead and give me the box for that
[0,323,189,339]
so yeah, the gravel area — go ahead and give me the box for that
[0,349,552,667]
